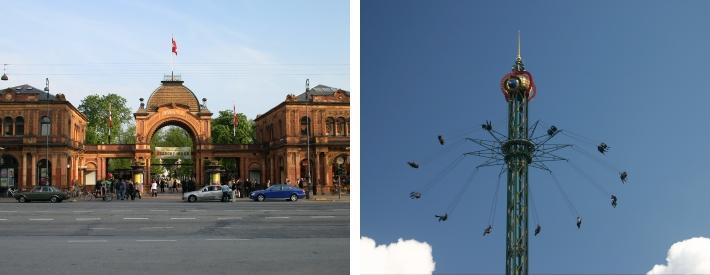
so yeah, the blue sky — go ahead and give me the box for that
[0,0,349,118]
[362,0,710,273]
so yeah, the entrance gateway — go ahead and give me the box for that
[80,75,264,186]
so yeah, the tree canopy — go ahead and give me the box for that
[77,93,132,145]
[211,110,255,144]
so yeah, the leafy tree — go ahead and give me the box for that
[150,126,194,178]
[78,93,132,144]
[211,110,255,144]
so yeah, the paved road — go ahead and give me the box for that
[0,198,349,275]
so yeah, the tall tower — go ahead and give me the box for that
[500,32,536,275]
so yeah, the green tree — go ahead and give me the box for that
[211,110,255,144]
[150,126,194,178]
[77,93,133,144]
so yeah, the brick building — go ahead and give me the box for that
[255,84,350,195]
[0,84,88,193]
[0,80,349,195]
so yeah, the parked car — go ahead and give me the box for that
[183,185,231,202]
[14,186,69,203]
[250,184,305,202]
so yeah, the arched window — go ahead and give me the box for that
[14,117,24,136]
[40,116,51,136]
[336,117,346,136]
[37,159,52,186]
[3,117,12,136]
[346,118,350,136]
[326,117,335,136]
[300,116,311,136]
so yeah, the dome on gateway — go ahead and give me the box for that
[145,79,201,112]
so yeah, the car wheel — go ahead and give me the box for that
[49,196,58,203]
[188,195,197,202]
[290,194,298,202]
[257,194,265,202]
[18,196,26,203]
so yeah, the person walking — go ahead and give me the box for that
[127,181,135,200]
[151,180,158,197]
[221,183,231,202]
[118,180,127,200]
[135,181,142,199]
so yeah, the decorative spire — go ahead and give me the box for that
[513,31,525,71]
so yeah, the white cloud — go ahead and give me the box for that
[361,236,435,275]
[648,237,710,274]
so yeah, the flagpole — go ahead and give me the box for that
[108,102,111,144]
[171,34,174,80]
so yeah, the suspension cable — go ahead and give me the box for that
[566,160,611,197]
[417,154,466,194]
[446,167,480,215]
[547,171,579,218]
[488,166,506,225]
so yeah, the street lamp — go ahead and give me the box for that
[66,163,71,189]
[42,78,50,186]
[304,79,312,200]
[336,156,344,200]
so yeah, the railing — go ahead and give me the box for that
[163,74,182,81]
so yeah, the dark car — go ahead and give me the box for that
[14,186,69,203]
[250,184,305,202]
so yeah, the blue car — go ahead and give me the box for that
[250,184,306,202]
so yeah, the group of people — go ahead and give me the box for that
[95,177,142,200]
[227,178,262,199]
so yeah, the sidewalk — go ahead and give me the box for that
[309,194,350,202]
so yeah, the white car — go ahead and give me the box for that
[183,185,230,202]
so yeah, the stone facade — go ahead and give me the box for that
[0,85,88,192]
[0,80,349,195]
[255,85,350,194]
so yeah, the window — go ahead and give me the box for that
[300,116,311,136]
[40,116,51,136]
[326,117,335,136]
[14,117,24,136]
[336,117,346,136]
[3,117,12,136]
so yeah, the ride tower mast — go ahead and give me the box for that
[500,32,536,275]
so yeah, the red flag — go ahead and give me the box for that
[172,37,178,55]
[108,103,113,129]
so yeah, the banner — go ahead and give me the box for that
[155,147,192,159]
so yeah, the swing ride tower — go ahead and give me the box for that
[500,33,536,275]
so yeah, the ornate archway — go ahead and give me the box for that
[133,78,213,185]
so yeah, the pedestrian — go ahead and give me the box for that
[221,183,231,202]
[151,180,158,197]
[160,180,165,193]
[135,181,142,199]
[118,180,126,200]
[231,179,239,202]
[127,181,135,200]
[298,178,304,189]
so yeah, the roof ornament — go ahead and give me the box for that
[513,31,525,72]
[1,64,8,81]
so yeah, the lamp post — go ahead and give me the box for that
[42,78,50,186]
[66,163,71,189]
[305,79,312,200]
[336,156,344,199]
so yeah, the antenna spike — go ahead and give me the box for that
[516,30,521,61]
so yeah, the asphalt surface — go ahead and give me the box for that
[0,196,349,275]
